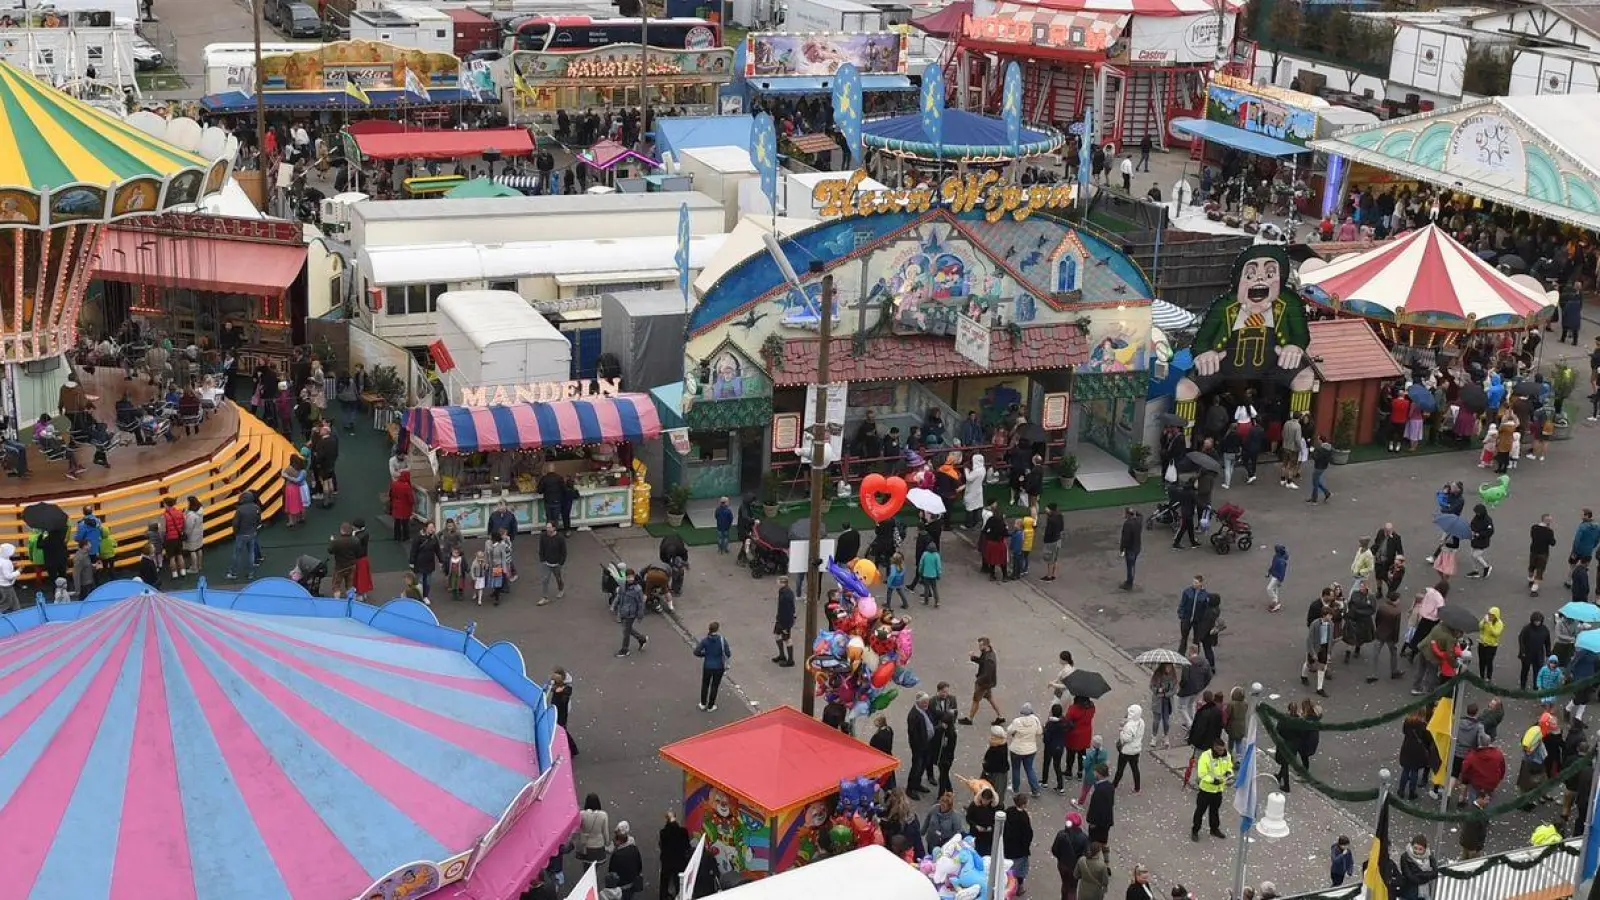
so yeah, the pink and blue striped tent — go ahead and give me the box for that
[405,394,662,454]
[0,580,578,900]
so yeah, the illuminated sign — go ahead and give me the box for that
[460,378,621,407]
[962,15,1109,52]
[512,46,734,86]
[812,170,1076,223]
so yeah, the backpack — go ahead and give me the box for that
[99,530,118,564]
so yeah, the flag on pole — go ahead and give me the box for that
[398,67,425,101]
[1232,709,1259,833]
[1362,794,1395,900]
[1002,61,1023,159]
[1077,106,1093,194]
[920,62,945,160]
[675,201,692,310]
[565,863,600,900]
[343,81,370,105]
[681,835,707,900]
[1580,771,1600,899]
[831,63,863,169]
[749,112,778,215]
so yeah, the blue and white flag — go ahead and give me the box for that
[1580,778,1600,898]
[1233,710,1260,832]
[750,112,778,214]
[1002,61,1023,159]
[920,62,945,159]
[675,201,692,309]
[832,63,864,168]
[404,67,431,102]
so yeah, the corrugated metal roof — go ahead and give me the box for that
[1307,318,1404,383]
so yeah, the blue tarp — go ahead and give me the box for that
[199,88,490,113]
[654,115,754,157]
[748,74,915,95]
[1170,117,1309,158]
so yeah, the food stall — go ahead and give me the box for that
[508,45,735,119]
[402,391,661,534]
[658,706,899,881]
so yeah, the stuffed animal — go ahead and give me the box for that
[1478,474,1510,508]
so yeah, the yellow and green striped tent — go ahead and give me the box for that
[0,60,228,227]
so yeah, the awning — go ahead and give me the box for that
[404,394,662,453]
[913,0,972,36]
[787,133,839,154]
[960,4,1128,59]
[1171,118,1308,158]
[199,88,491,113]
[747,74,914,95]
[353,127,534,162]
[94,228,307,296]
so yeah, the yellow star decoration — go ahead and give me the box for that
[839,91,855,116]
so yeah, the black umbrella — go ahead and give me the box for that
[1158,412,1190,428]
[1015,422,1049,444]
[1512,380,1544,399]
[21,502,67,532]
[1498,254,1527,274]
[789,518,829,542]
[1458,383,1488,413]
[1437,604,1479,634]
[1061,669,1112,699]
[659,534,688,564]
[835,526,861,563]
[1184,450,1223,474]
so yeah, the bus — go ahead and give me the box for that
[507,16,721,53]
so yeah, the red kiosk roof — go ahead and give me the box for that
[353,127,535,161]
[659,706,899,812]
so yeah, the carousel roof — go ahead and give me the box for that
[0,61,226,224]
[862,109,1062,161]
[0,583,572,900]
[1297,224,1557,329]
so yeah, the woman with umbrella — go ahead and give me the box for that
[1135,650,1186,749]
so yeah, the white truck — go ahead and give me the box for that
[435,291,571,404]
[781,0,884,33]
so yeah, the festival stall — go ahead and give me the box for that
[741,32,915,100]
[198,40,484,116]
[579,139,662,188]
[1304,318,1406,448]
[508,45,735,119]
[659,706,899,881]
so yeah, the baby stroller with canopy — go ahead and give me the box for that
[1208,503,1253,554]
[745,521,791,578]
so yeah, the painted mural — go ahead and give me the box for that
[682,208,1155,405]
[704,343,770,400]
[684,775,771,878]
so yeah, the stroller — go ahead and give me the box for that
[291,555,329,595]
[638,563,673,613]
[1147,482,1185,532]
[1208,503,1253,554]
[745,520,791,578]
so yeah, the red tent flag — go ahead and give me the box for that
[428,340,456,373]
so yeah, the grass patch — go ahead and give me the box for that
[1346,440,1467,465]
[136,67,186,92]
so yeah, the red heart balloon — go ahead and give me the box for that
[859,473,909,523]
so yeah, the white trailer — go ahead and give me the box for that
[712,847,937,900]
[435,290,570,403]
[781,0,884,34]
[675,146,758,232]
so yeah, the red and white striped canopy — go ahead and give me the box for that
[1298,224,1555,329]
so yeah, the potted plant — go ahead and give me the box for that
[761,471,782,517]
[665,484,691,527]
[1055,453,1079,490]
[1552,364,1577,440]
[1127,443,1152,484]
[1331,397,1359,465]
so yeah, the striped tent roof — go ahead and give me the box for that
[1298,224,1556,330]
[406,394,663,454]
[0,585,574,900]
[0,60,227,224]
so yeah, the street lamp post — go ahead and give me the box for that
[799,264,834,717]
[1433,654,1470,850]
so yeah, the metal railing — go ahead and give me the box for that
[1275,839,1580,900]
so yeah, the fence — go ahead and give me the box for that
[1276,839,1580,900]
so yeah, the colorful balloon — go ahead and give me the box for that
[849,557,880,586]
[859,473,909,523]
[829,558,871,599]
[872,661,896,688]
[857,594,879,618]
[869,687,899,710]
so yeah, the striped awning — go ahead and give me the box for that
[405,394,662,453]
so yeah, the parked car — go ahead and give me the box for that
[285,3,321,37]
[130,32,163,70]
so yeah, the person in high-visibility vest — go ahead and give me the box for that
[1531,823,1563,845]
[1192,739,1235,841]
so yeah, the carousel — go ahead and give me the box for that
[862,108,1065,183]
[0,60,294,575]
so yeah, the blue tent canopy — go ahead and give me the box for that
[1170,117,1308,159]
[199,88,490,113]
[862,108,1062,161]
[748,74,915,95]
[654,115,754,157]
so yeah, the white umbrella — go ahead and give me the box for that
[1134,648,1190,666]
[906,488,945,515]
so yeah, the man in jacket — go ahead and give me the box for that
[1177,574,1210,653]
[1449,704,1484,799]
[1185,691,1225,786]
[1177,648,1213,734]
[773,576,796,667]
[327,523,362,597]
[1308,440,1333,503]
[694,622,731,711]
[1191,739,1234,841]
[1002,795,1035,894]
[907,693,936,799]
[1560,285,1583,344]
[1118,507,1142,590]
[1571,509,1600,589]
[1460,731,1506,803]
[538,522,567,606]
[615,572,648,658]
[227,490,261,581]
[409,522,441,603]
[929,681,960,793]
[1373,522,1404,587]
[1084,764,1114,846]
[961,637,1003,726]
[1370,591,1405,683]
[1051,811,1089,900]
[1280,414,1304,489]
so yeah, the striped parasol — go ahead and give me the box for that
[1151,299,1198,332]
[0,586,576,900]
[0,60,229,226]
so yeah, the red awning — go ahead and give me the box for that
[912,0,971,37]
[94,228,307,296]
[353,127,535,161]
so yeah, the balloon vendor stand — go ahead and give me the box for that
[659,706,899,883]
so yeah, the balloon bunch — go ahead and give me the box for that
[918,835,1015,900]
[822,777,885,856]
[809,559,918,719]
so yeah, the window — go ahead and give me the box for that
[572,279,657,297]
[86,45,104,62]
[384,283,448,315]
[34,48,53,67]
[488,279,518,293]
[436,29,448,39]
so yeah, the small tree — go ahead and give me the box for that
[1552,364,1577,419]
[1266,0,1304,48]
[1463,44,1512,96]
[1333,398,1360,450]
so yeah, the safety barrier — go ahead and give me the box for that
[1274,838,1580,900]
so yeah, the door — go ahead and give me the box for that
[568,328,601,379]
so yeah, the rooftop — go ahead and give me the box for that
[1307,318,1404,383]
[352,190,722,223]
[774,324,1091,387]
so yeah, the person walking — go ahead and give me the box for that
[1519,612,1554,690]
[1402,581,1447,661]
[1171,479,1200,550]
[1137,134,1152,171]
[1195,593,1224,671]
[714,496,733,554]
[1479,607,1505,680]
[907,693,935,799]
[1008,702,1044,797]
[1042,503,1065,582]
[1241,417,1265,484]
[1264,543,1289,613]
[1119,154,1134,192]
[772,575,796,667]
[409,522,441,604]
[1190,739,1233,841]
[961,637,1004,725]
[1051,812,1088,900]
[1042,703,1067,793]
[1306,440,1333,503]
[1369,590,1405,683]
[918,541,943,607]
[1530,513,1557,595]
[1084,765,1115,847]
[577,794,611,865]
[226,490,261,581]
[1176,647,1212,733]
[1063,695,1096,781]
[1177,574,1210,653]
[1570,508,1600,589]
[1003,794,1035,895]
[1112,704,1144,793]
[1184,691,1225,786]
[1302,604,1334,697]
[1279,414,1304,489]
[1118,507,1142,590]
[537,522,567,606]
[693,621,731,711]
[1373,522,1405,587]
[614,572,648,658]
[547,666,579,757]
[1467,503,1496,579]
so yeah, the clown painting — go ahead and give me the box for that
[1176,244,1312,401]
[703,788,755,878]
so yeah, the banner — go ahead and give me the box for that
[750,112,779,214]
[675,201,692,308]
[565,863,600,900]
[257,40,461,91]
[832,63,864,168]
[1205,74,1320,147]
[803,382,848,461]
[667,427,692,455]
[1002,62,1023,159]
[920,62,945,159]
[1130,12,1233,65]
[746,32,908,77]
[681,835,707,900]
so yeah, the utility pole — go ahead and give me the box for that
[799,263,834,718]
[251,0,266,163]
[639,5,651,144]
